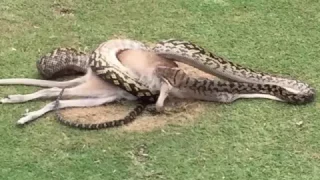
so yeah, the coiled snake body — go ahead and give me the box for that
[152,39,315,104]
[37,40,154,129]
[37,39,315,129]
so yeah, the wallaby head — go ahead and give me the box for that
[117,49,179,91]
[117,49,178,76]
[154,66,186,88]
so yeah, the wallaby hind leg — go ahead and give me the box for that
[0,68,92,88]
[0,71,120,103]
[0,84,112,103]
[0,76,86,88]
[17,96,119,125]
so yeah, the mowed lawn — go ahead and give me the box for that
[0,0,319,179]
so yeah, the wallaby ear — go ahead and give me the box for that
[156,66,181,71]
[154,66,167,74]
[172,67,182,71]
[156,66,169,69]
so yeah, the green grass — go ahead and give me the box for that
[0,0,319,179]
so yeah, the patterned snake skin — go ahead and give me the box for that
[37,41,151,130]
[152,39,315,104]
[154,66,313,104]
[37,39,315,129]
[53,88,145,129]
[87,39,315,105]
[36,48,89,78]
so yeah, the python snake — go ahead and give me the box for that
[152,39,315,104]
[154,66,312,105]
[87,39,315,105]
[36,47,89,79]
[37,43,150,130]
[38,39,315,129]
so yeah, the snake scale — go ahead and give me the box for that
[37,45,149,130]
[37,39,315,130]
[152,39,315,104]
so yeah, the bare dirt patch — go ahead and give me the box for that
[60,62,215,132]
[60,98,207,133]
